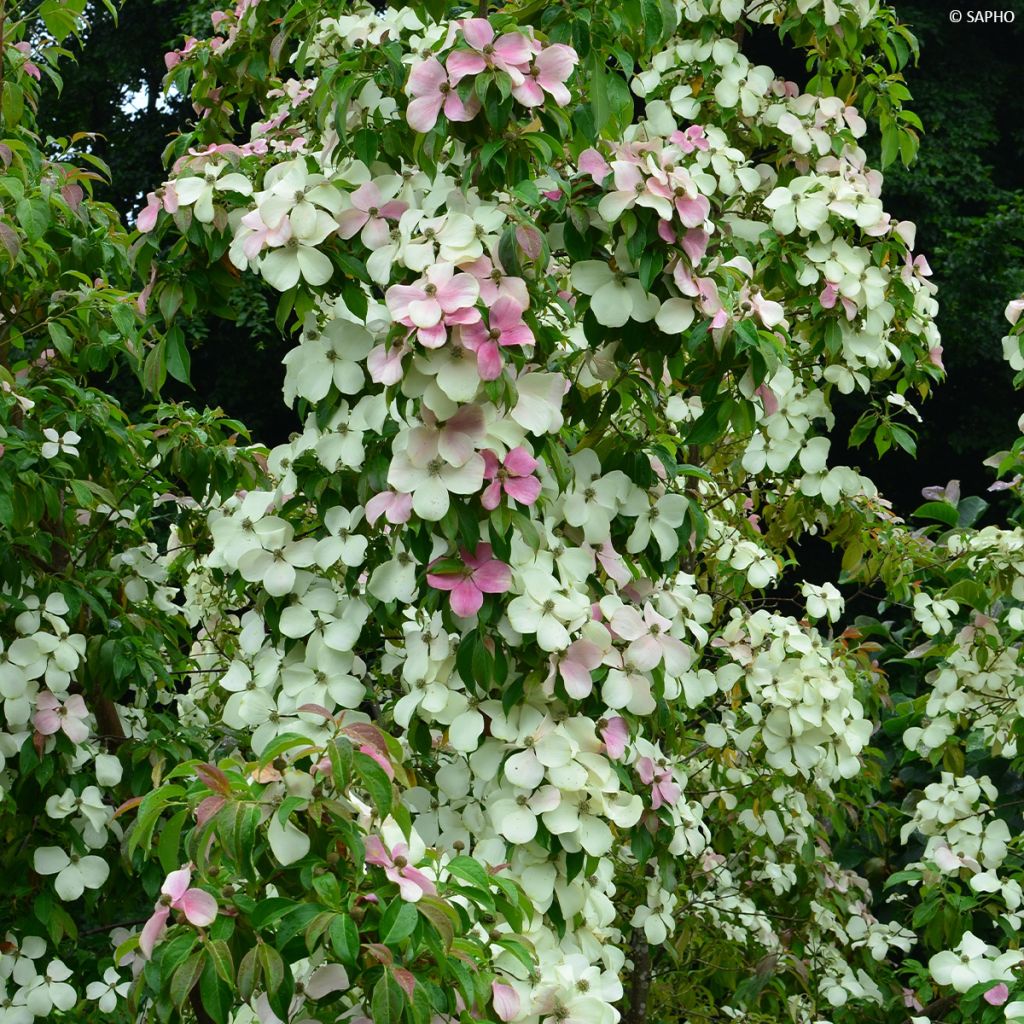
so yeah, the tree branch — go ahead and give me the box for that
[622,929,652,1024]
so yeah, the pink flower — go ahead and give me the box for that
[135,184,179,233]
[579,147,611,183]
[598,160,673,222]
[365,489,414,526]
[427,542,512,618]
[364,836,437,902]
[555,638,603,698]
[819,281,857,320]
[481,447,541,510]
[460,296,534,379]
[406,57,480,133]
[636,757,681,809]
[755,383,779,417]
[35,692,89,744]
[464,256,529,308]
[669,125,709,153]
[596,541,632,586]
[512,44,578,107]
[902,252,932,286]
[599,717,628,760]
[367,341,409,385]
[608,603,691,676]
[447,20,534,87]
[238,207,292,259]
[665,171,710,228]
[337,181,407,249]
[385,264,481,348]
[985,984,1010,1006]
[492,981,521,1022]
[140,865,218,958]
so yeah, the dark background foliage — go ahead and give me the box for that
[40,0,1024,512]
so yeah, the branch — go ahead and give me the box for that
[79,916,150,937]
[622,929,652,1024]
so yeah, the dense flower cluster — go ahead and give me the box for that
[8,1,1024,1023]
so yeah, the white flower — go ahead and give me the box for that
[33,846,109,901]
[40,429,81,459]
[387,429,485,522]
[762,175,829,234]
[282,318,373,405]
[44,785,111,842]
[258,158,345,235]
[571,259,660,328]
[511,372,566,435]
[237,524,318,598]
[268,814,311,866]
[627,493,688,560]
[22,959,76,1016]
[175,161,252,223]
[507,570,589,652]
[260,224,336,291]
[913,592,958,636]
[85,967,130,1013]
[488,783,561,844]
[313,396,385,473]
[928,931,1022,993]
[368,542,420,603]
[313,506,368,570]
[802,582,844,622]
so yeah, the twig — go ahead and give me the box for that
[79,916,150,937]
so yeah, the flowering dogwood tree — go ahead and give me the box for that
[10,0,1024,1023]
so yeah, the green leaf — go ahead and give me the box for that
[380,900,419,946]
[512,180,541,205]
[198,960,232,1024]
[889,422,917,456]
[880,125,899,169]
[642,0,665,49]
[957,495,989,528]
[157,808,189,875]
[329,914,361,967]
[2,82,24,128]
[249,897,297,931]
[165,327,192,384]
[237,946,261,1002]
[258,943,293,1019]
[911,501,958,528]
[205,939,235,986]
[170,951,205,1009]
[47,321,73,359]
[371,970,406,1024]
[354,751,393,818]
[445,855,491,892]
[944,579,989,610]
[16,197,48,242]
[143,339,167,395]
